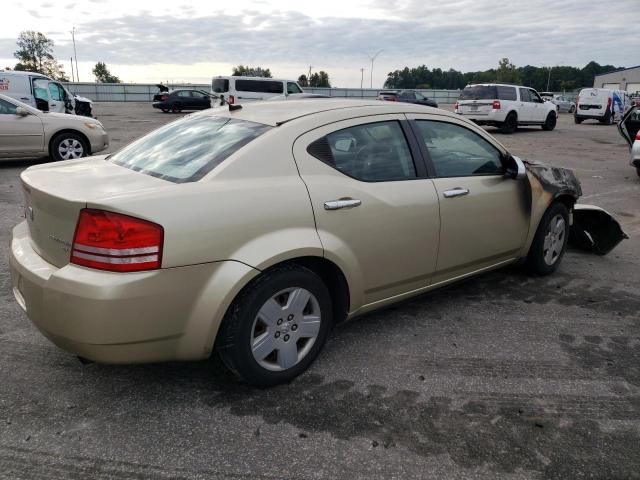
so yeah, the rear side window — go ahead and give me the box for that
[307,121,416,182]
[108,116,271,183]
[496,86,517,101]
[236,80,284,94]
[459,86,498,100]
[0,98,17,114]
[212,79,229,93]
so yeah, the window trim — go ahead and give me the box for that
[306,119,428,183]
[408,119,507,179]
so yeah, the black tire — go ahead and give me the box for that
[216,265,333,387]
[500,112,517,134]
[161,108,169,113]
[636,167,640,178]
[574,116,583,124]
[542,112,557,131]
[568,105,575,113]
[171,103,182,113]
[50,132,89,161]
[526,202,570,276]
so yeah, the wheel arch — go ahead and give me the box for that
[48,128,92,156]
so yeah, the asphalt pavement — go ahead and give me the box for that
[1,103,639,479]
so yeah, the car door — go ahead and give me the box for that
[193,91,210,109]
[529,89,547,122]
[518,88,533,122]
[47,82,66,113]
[293,115,440,307]
[0,98,44,155]
[406,115,530,283]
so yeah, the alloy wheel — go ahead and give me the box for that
[250,287,322,371]
[57,138,84,160]
[543,214,566,266]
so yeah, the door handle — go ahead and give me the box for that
[443,188,469,198]
[324,198,362,210]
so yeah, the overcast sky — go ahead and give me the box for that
[1,0,637,87]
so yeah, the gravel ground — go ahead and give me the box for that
[0,103,639,479]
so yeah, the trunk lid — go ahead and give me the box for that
[21,156,170,268]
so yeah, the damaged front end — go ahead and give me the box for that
[524,160,628,255]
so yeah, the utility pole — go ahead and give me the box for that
[308,65,313,82]
[71,27,79,82]
[360,68,364,89]
[368,50,383,89]
[546,66,552,91]
[70,57,75,82]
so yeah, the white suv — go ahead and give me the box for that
[454,84,557,133]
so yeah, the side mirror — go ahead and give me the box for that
[15,107,30,117]
[504,154,526,180]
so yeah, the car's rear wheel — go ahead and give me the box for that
[542,112,557,131]
[171,103,182,113]
[216,265,332,387]
[50,132,89,161]
[569,105,575,113]
[526,202,570,275]
[500,112,517,134]
[161,108,169,113]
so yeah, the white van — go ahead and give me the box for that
[574,88,630,124]
[211,76,304,104]
[0,70,93,117]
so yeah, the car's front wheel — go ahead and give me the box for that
[526,202,570,275]
[217,266,332,387]
[542,112,557,131]
[50,132,89,161]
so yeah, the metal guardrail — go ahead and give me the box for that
[61,82,462,104]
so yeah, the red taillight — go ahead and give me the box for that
[71,209,163,273]
[636,131,640,141]
[453,102,459,110]
[228,95,235,104]
[607,97,612,108]
[492,100,501,110]
[161,94,169,101]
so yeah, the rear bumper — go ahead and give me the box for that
[10,221,258,364]
[455,110,506,124]
[152,102,169,109]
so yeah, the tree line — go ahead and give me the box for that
[232,64,331,87]
[384,58,622,92]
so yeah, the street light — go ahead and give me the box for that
[368,49,383,89]
[360,68,364,89]
[71,27,79,82]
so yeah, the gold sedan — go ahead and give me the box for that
[0,93,108,161]
[9,99,625,386]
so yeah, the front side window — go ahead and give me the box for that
[48,83,64,101]
[108,116,271,183]
[287,82,302,94]
[530,90,543,103]
[519,88,532,102]
[0,98,17,114]
[415,121,503,177]
[307,121,416,182]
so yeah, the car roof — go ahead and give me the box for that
[200,98,449,126]
[467,83,523,88]
[0,70,50,79]
[213,76,299,83]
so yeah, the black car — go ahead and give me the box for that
[377,89,438,108]
[152,89,212,113]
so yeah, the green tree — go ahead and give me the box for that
[232,65,272,77]
[495,57,521,84]
[309,71,331,87]
[13,31,68,81]
[92,62,121,83]
[298,74,308,87]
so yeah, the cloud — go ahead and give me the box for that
[27,10,42,18]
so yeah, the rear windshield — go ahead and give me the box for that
[108,115,270,183]
[236,80,284,94]
[459,86,497,100]
[212,79,229,93]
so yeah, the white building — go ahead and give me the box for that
[593,66,640,95]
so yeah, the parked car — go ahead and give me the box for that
[152,89,213,113]
[211,76,304,104]
[574,88,630,124]
[0,94,108,160]
[377,90,438,108]
[618,105,640,177]
[10,99,626,386]
[454,84,557,133]
[0,70,94,117]
[539,92,576,113]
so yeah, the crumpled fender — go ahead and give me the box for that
[569,204,629,255]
